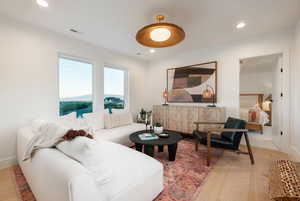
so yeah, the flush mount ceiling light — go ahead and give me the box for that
[236,22,246,29]
[36,0,49,7]
[149,49,156,53]
[136,15,185,48]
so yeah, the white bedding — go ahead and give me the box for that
[239,107,270,125]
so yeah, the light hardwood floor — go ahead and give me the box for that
[0,145,289,201]
[195,145,289,201]
[0,168,20,201]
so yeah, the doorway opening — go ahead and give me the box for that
[239,53,284,150]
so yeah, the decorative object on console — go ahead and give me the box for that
[136,15,185,48]
[139,108,147,121]
[137,109,152,124]
[167,61,217,103]
[202,84,216,107]
[162,88,169,106]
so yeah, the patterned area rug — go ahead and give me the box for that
[154,140,222,201]
[12,140,222,201]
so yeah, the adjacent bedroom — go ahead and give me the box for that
[239,54,283,150]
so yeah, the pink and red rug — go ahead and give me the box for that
[12,140,222,201]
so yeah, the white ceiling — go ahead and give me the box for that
[0,0,300,61]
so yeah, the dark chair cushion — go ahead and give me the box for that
[193,117,246,150]
[193,131,237,150]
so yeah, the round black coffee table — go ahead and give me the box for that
[130,130,182,161]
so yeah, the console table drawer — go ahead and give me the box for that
[153,105,226,134]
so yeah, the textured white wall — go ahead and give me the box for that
[240,72,273,94]
[0,16,148,168]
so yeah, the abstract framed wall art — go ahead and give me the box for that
[167,61,217,103]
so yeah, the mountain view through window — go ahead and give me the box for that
[59,57,93,117]
[104,67,125,110]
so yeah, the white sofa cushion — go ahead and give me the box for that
[56,136,111,185]
[83,111,104,132]
[104,112,133,129]
[90,139,163,201]
[94,123,145,146]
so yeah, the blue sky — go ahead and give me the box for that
[104,67,124,96]
[59,58,124,98]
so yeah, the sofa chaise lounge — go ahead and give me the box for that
[17,126,164,201]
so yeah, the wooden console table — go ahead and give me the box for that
[152,105,226,135]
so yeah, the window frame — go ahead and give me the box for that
[103,63,129,110]
[57,53,95,117]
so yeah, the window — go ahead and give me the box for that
[104,66,127,110]
[59,57,93,117]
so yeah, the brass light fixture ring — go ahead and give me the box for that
[136,15,185,48]
[136,22,185,48]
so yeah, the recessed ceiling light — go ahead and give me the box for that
[36,0,49,7]
[236,22,246,29]
[150,49,156,53]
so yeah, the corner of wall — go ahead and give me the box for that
[0,156,17,169]
[289,146,300,162]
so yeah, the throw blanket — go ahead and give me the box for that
[23,122,92,161]
[23,123,111,185]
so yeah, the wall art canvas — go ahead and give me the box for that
[167,61,217,103]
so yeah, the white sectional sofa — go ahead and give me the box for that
[83,110,146,146]
[16,111,163,201]
[17,126,164,201]
[93,123,145,146]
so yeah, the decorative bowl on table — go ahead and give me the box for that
[158,133,169,138]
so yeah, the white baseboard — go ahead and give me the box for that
[0,156,17,169]
[289,146,300,162]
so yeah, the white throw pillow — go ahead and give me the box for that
[111,109,129,114]
[56,136,111,185]
[83,112,104,133]
[57,112,84,129]
[104,112,133,129]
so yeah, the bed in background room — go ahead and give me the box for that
[239,93,271,134]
